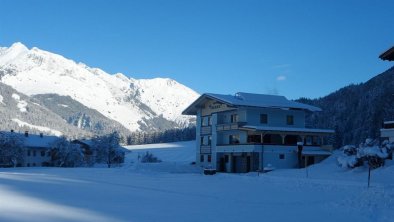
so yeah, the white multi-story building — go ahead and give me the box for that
[23,132,58,167]
[183,92,335,173]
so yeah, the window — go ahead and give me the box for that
[279,154,285,160]
[32,163,36,167]
[230,114,239,123]
[260,114,268,124]
[201,136,211,146]
[207,155,212,163]
[41,151,45,157]
[27,150,31,156]
[286,115,294,125]
[229,135,240,144]
[202,116,211,126]
[224,155,229,163]
[27,163,30,167]
[33,150,36,157]
[200,155,204,162]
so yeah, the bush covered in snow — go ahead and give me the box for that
[140,151,162,163]
[337,138,391,169]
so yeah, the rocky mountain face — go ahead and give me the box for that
[0,42,199,136]
[32,94,131,136]
[298,66,394,147]
[0,82,90,138]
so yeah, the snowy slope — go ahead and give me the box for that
[0,42,199,132]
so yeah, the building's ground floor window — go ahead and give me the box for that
[200,155,204,162]
[27,163,30,167]
[279,154,285,159]
[41,150,45,157]
[207,155,211,162]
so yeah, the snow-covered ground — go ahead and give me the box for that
[1,141,394,222]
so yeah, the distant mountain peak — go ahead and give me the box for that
[10,42,28,51]
[0,42,199,132]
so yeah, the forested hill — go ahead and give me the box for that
[297,66,394,147]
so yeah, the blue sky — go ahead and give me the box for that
[0,0,393,99]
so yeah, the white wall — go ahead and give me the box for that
[24,147,51,167]
[245,107,305,128]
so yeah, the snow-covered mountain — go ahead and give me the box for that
[0,42,199,132]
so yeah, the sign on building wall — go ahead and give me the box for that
[202,100,235,116]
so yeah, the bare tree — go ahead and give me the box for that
[51,136,84,167]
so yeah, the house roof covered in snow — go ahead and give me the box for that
[0,131,61,148]
[24,134,59,148]
[182,92,322,115]
[379,46,394,61]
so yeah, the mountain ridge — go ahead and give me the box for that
[0,42,199,133]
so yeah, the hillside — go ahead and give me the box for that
[32,94,131,136]
[0,82,90,138]
[298,66,394,147]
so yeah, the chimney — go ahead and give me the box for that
[40,133,43,138]
[11,129,14,133]
[24,131,28,137]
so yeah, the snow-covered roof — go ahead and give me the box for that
[241,125,335,134]
[182,92,321,115]
[24,134,59,148]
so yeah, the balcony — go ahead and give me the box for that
[216,122,246,131]
[200,145,212,154]
[200,126,212,135]
[216,144,263,153]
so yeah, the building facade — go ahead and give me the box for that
[183,92,335,173]
[380,46,394,142]
[23,132,58,167]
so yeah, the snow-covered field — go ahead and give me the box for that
[1,141,394,222]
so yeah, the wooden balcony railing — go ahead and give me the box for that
[200,145,212,154]
[216,122,246,131]
[200,126,212,135]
